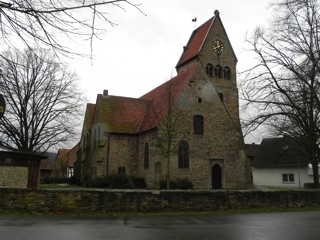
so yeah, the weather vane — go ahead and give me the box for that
[192,17,197,29]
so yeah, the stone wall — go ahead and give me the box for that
[1,188,320,214]
[0,167,28,189]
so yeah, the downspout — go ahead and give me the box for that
[106,133,111,176]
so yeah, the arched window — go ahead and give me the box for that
[214,65,222,78]
[178,141,189,168]
[97,126,101,146]
[118,167,126,175]
[144,142,149,169]
[224,67,231,80]
[93,128,96,148]
[206,63,213,77]
[193,115,204,135]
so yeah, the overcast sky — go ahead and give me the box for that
[69,0,273,143]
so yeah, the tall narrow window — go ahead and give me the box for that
[98,127,101,146]
[144,142,149,169]
[93,128,96,148]
[215,65,222,78]
[224,67,231,79]
[193,115,204,135]
[206,63,213,77]
[178,141,189,168]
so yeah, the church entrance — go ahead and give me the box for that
[212,164,222,189]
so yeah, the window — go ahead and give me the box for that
[215,65,222,78]
[144,142,149,169]
[198,98,202,103]
[98,126,101,144]
[93,128,96,148]
[206,63,213,77]
[218,93,224,102]
[178,141,189,168]
[118,167,126,175]
[224,67,231,79]
[193,115,204,135]
[282,174,294,183]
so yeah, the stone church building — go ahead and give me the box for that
[74,10,252,189]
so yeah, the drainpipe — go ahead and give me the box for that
[106,133,111,176]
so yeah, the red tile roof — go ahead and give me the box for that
[176,17,214,68]
[67,142,80,167]
[98,94,150,134]
[92,15,217,134]
[40,159,53,170]
[139,64,198,132]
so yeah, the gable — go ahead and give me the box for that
[176,10,237,72]
[176,17,214,69]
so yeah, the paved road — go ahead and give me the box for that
[0,211,319,240]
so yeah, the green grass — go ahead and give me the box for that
[39,184,75,189]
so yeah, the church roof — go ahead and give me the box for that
[86,14,218,135]
[97,95,150,134]
[139,64,198,132]
[176,17,214,68]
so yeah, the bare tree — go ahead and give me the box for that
[0,1,143,58]
[240,0,320,187]
[0,48,85,153]
[150,79,188,189]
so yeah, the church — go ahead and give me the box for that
[74,10,252,189]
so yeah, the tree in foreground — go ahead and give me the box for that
[0,48,84,153]
[0,1,143,58]
[240,0,320,187]
[151,79,188,189]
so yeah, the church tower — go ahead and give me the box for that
[173,10,251,189]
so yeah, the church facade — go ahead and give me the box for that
[74,11,252,189]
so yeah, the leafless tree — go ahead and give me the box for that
[240,0,320,187]
[0,0,143,58]
[150,79,188,189]
[0,48,85,153]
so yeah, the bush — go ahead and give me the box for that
[131,178,147,189]
[304,183,320,189]
[160,177,193,190]
[81,175,147,189]
[40,177,69,184]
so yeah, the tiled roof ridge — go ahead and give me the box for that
[98,93,148,101]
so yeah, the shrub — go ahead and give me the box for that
[304,183,320,189]
[81,175,147,189]
[131,178,147,189]
[40,177,69,184]
[160,177,193,190]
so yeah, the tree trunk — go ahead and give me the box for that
[312,162,319,189]
[166,154,170,189]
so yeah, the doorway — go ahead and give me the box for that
[212,164,222,189]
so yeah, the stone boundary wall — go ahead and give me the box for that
[1,188,320,214]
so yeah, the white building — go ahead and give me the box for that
[251,136,315,189]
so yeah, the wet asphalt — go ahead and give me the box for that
[0,211,320,240]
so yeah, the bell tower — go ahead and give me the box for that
[175,10,252,189]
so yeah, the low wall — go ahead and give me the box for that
[1,188,320,214]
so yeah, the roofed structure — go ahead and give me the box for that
[252,136,309,168]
